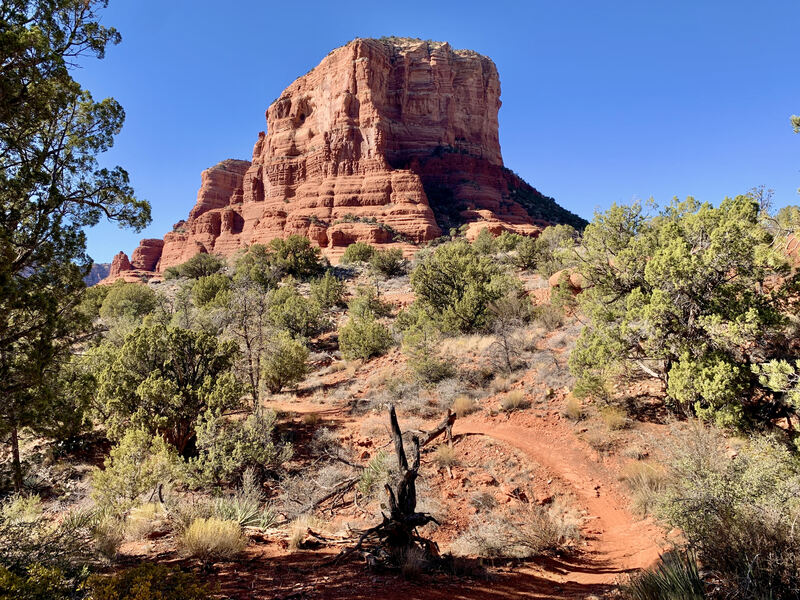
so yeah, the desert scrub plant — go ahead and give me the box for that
[287,514,327,551]
[599,404,629,430]
[92,513,124,562]
[340,241,375,263]
[621,461,669,516]
[338,314,393,360]
[620,550,705,600]
[91,429,183,514]
[357,450,390,499]
[86,562,211,600]
[180,518,246,566]
[432,444,459,469]
[533,303,563,331]
[500,389,528,412]
[451,504,579,559]
[369,247,407,278]
[125,502,167,540]
[657,427,800,598]
[562,395,583,420]
[191,409,292,486]
[309,270,345,309]
[212,469,276,529]
[0,564,79,600]
[261,330,309,393]
[452,395,477,417]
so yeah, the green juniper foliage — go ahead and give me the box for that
[0,0,151,491]
[570,195,800,429]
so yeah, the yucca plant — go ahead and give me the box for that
[621,550,705,600]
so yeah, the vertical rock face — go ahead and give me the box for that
[112,38,585,278]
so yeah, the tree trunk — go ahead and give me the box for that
[10,425,22,493]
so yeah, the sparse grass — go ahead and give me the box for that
[439,334,495,356]
[400,546,428,580]
[583,429,615,454]
[562,395,583,420]
[93,514,124,561]
[621,460,669,515]
[599,405,629,430]
[500,389,528,412]
[288,514,326,551]
[490,376,511,394]
[126,502,166,540]
[181,517,246,565]
[470,491,497,512]
[452,395,477,417]
[451,503,580,559]
[433,444,460,468]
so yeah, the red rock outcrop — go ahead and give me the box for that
[110,38,584,279]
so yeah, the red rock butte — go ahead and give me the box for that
[105,37,585,282]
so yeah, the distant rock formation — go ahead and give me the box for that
[84,262,111,286]
[105,37,585,283]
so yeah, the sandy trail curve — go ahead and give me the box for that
[456,417,665,587]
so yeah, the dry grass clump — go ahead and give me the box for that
[126,502,167,540]
[620,460,669,515]
[440,334,495,356]
[180,517,246,564]
[500,389,528,412]
[451,504,580,559]
[433,444,460,468]
[490,375,511,394]
[562,395,583,420]
[400,546,428,580]
[452,395,477,417]
[301,412,320,427]
[288,514,326,551]
[93,514,124,561]
[583,429,616,454]
[599,405,629,430]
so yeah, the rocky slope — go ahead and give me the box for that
[107,37,585,282]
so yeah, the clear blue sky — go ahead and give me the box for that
[79,0,800,263]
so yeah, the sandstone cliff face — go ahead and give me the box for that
[108,38,584,280]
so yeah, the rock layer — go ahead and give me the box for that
[105,38,584,282]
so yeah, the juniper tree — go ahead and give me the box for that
[0,0,150,489]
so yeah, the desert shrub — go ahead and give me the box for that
[410,239,518,333]
[233,244,281,290]
[309,271,345,309]
[192,273,230,308]
[513,235,540,270]
[433,445,459,468]
[341,241,375,264]
[562,395,583,420]
[287,514,327,551]
[348,285,392,319]
[267,283,324,338]
[472,228,496,255]
[92,514,124,561]
[96,325,242,452]
[267,235,325,280]
[0,500,94,589]
[180,518,246,565]
[192,410,292,486]
[369,247,406,278]
[164,253,225,280]
[79,283,112,321]
[621,461,668,516]
[86,562,210,600]
[402,315,454,383]
[620,550,705,600]
[99,281,158,321]
[92,429,183,513]
[125,503,167,540]
[0,564,77,600]
[533,303,563,330]
[261,331,309,393]
[571,374,610,402]
[452,395,477,417]
[357,450,390,499]
[550,271,577,313]
[599,405,628,430]
[339,314,393,361]
[451,504,579,559]
[212,470,275,529]
[658,426,800,598]
[496,231,525,252]
[500,390,528,412]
